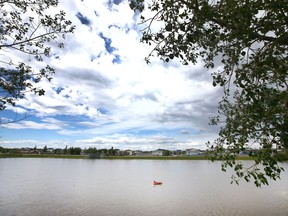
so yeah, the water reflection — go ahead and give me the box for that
[0,159,287,216]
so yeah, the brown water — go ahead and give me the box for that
[0,158,287,216]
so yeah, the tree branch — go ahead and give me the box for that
[0,29,65,49]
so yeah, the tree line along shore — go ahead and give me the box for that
[0,145,205,159]
[1,145,286,160]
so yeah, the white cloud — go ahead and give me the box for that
[0,0,223,150]
[3,120,63,130]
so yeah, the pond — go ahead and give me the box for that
[0,158,287,216]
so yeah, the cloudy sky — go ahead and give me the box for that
[0,0,223,150]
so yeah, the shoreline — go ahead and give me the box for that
[0,154,253,160]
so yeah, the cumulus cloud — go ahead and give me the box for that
[0,0,223,150]
[3,120,63,130]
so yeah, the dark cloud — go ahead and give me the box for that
[152,96,220,132]
[75,12,91,26]
[60,68,114,89]
[181,130,189,134]
[133,93,158,102]
[117,92,158,103]
[185,67,213,83]
[79,71,113,88]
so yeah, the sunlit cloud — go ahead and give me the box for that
[0,0,222,150]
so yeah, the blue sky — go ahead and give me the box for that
[0,0,223,150]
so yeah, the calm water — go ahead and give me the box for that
[0,159,287,216]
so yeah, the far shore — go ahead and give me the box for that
[0,154,253,160]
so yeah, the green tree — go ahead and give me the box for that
[69,147,81,155]
[84,147,100,159]
[74,147,82,155]
[100,148,108,156]
[0,146,8,153]
[63,145,68,154]
[43,145,47,153]
[108,146,116,156]
[0,0,75,116]
[84,147,98,154]
[33,145,37,153]
[68,147,74,155]
[163,150,171,156]
[130,0,288,187]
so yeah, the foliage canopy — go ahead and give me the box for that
[0,0,75,115]
[130,0,288,186]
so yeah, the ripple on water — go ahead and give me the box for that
[0,159,288,216]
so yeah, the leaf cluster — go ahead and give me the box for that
[131,0,288,187]
[0,0,75,110]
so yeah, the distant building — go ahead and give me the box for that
[135,150,152,156]
[152,149,164,156]
[21,148,32,154]
[125,150,133,156]
[186,148,201,156]
[114,149,121,156]
[172,150,183,156]
[47,148,54,154]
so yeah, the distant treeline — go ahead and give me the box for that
[0,146,118,158]
[0,145,184,159]
[1,146,287,161]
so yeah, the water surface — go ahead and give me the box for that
[0,158,287,216]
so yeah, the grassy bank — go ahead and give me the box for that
[0,154,207,160]
[101,156,208,160]
[0,154,85,159]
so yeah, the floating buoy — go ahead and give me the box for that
[153,180,162,185]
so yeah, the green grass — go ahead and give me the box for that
[101,155,209,160]
[0,154,85,159]
[0,154,208,160]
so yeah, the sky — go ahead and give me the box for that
[0,0,223,151]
